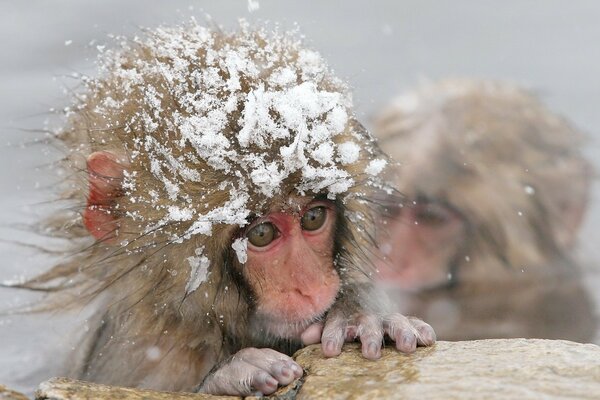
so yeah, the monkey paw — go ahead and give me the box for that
[195,347,303,396]
[301,313,436,360]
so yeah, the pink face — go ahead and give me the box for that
[80,151,341,340]
[241,199,340,339]
[376,200,466,291]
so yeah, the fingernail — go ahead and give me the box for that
[426,328,437,343]
[280,366,291,378]
[368,342,379,358]
[325,340,336,354]
[289,362,303,375]
[421,330,433,344]
[265,376,278,387]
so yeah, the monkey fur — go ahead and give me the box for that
[373,79,597,342]
[15,21,435,395]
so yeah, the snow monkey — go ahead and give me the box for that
[373,79,596,342]
[15,22,435,396]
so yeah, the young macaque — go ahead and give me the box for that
[15,22,435,396]
[373,79,597,342]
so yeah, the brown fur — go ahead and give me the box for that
[20,23,392,391]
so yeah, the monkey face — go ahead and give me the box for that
[240,197,340,339]
[376,199,466,291]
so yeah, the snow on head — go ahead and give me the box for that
[337,141,360,165]
[78,20,384,246]
[365,159,387,176]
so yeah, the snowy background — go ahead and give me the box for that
[1,0,599,394]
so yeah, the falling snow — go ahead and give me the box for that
[247,0,260,12]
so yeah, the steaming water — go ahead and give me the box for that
[1,0,599,395]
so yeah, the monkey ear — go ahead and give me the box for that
[83,151,126,241]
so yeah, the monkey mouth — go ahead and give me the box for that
[252,280,340,340]
[254,310,327,340]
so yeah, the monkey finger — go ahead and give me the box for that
[301,322,324,345]
[407,316,436,346]
[383,314,419,354]
[245,365,280,396]
[235,348,303,386]
[321,312,347,357]
[199,360,278,396]
[355,314,384,360]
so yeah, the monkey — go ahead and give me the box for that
[9,22,435,396]
[371,79,597,342]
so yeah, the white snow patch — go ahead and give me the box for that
[232,237,249,264]
[312,142,334,165]
[365,159,387,176]
[269,67,297,88]
[167,206,194,222]
[185,247,210,294]
[337,141,360,164]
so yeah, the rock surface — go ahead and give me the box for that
[295,340,600,400]
[35,378,233,400]
[14,339,600,399]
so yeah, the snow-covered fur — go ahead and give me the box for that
[23,21,393,390]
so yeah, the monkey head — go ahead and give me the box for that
[373,79,591,291]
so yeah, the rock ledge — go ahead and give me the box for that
[3,339,598,399]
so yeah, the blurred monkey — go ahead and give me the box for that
[373,79,596,342]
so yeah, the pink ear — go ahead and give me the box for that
[83,151,125,241]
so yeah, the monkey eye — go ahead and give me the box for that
[247,222,278,247]
[414,203,451,226]
[301,206,327,231]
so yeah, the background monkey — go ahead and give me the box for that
[373,79,596,342]
[11,22,435,396]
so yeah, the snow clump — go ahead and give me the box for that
[83,20,382,246]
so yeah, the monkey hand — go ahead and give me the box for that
[301,310,436,360]
[195,347,303,396]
